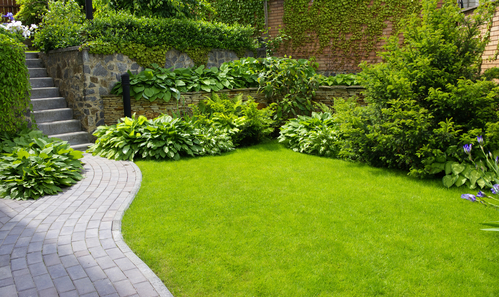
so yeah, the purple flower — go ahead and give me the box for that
[496,156,498,164]
[492,184,499,194]
[477,135,484,145]
[463,144,472,154]
[461,194,476,202]
[477,191,486,198]
[2,12,14,21]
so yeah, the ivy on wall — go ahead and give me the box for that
[282,0,421,70]
[209,0,266,34]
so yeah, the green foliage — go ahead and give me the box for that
[282,0,420,69]
[15,0,48,26]
[87,114,234,161]
[111,63,238,102]
[107,0,213,19]
[318,73,359,86]
[0,129,83,200]
[0,34,31,133]
[191,93,275,147]
[278,112,341,157]
[0,25,25,43]
[257,56,320,123]
[208,0,265,33]
[336,0,499,177]
[33,0,86,52]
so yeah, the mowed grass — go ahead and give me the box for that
[122,141,499,296]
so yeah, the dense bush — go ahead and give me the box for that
[87,114,234,161]
[15,0,48,26]
[278,112,341,157]
[106,0,213,19]
[191,93,275,147]
[0,130,84,200]
[33,0,85,52]
[317,73,359,86]
[0,34,31,133]
[336,0,499,178]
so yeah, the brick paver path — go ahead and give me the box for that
[0,154,173,297]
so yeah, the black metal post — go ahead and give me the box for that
[85,0,93,20]
[121,73,132,118]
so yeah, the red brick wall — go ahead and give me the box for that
[267,0,497,74]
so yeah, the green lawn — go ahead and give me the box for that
[122,141,499,296]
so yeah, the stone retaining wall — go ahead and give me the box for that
[102,86,364,125]
[39,47,256,134]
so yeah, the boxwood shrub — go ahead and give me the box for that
[0,34,31,133]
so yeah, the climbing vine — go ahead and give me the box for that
[282,0,421,71]
[209,0,266,34]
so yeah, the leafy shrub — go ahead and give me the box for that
[87,114,234,161]
[0,130,83,200]
[0,25,24,43]
[15,0,48,26]
[33,0,85,52]
[111,63,238,102]
[318,73,359,86]
[191,93,275,147]
[82,10,255,59]
[336,0,499,177]
[257,56,320,123]
[107,0,213,19]
[278,112,341,157]
[0,34,31,133]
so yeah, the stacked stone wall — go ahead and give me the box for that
[39,47,255,134]
[102,86,364,125]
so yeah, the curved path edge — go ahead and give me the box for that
[0,154,174,297]
[111,161,174,297]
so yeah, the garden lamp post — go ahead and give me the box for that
[85,0,93,20]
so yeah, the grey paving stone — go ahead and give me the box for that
[59,289,79,297]
[11,257,27,271]
[134,281,159,297]
[53,275,75,293]
[73,277,96,295]
[0,255,10,266]
[0,284,17,296]
[0,276,14,287]
[114,258,136,271]
[18,287,38,297]
[67,265,87,281]
[78,255,98,269]
[43,253,61,267]
[14,271,35,291]
[0,266,13,279]
[33,273,54,291]
[27,252,43,265]
[114,279,137,297]
[47,264,67,279]
[88,246,107,259]
[11,246,28,259]
[94,279,117,296]
[104,266,127,283]
[123,269,147,284]
[38,287,58,297]
[85,265,107,282]
[97,256,116,270]
[29,262,49,276]
[60,255,79,268]
[81,292,99,297]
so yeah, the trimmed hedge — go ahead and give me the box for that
[0,34,31,133]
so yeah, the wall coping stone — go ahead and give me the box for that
[46,46,81,54]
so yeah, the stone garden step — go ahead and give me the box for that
[25,59,43,68]
[30,97,67,111]
[28,68,48,78]
[37,119,81,136]
[50,131,90,146]
[32,108,73,123]
[25,52,38,59]
[31,87,60,99]
[30,77,54,88]
[71,143,94,151]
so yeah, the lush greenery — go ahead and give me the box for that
[123,141,499,296]
[111,63,242,102]
[33,0,85,52]
[87,114,234,161]
[15,0,48,26]
[0,33,31,133]
[318,73,359,86]
[33,0,255,67]
[282,0,420,70]
[278,112,341,157]
[335,0,499,178]
[191,93,274,147]
[208,0,265,33]
[105,0,213,19]
[0,130,83,200]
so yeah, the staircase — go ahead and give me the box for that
[26,52,93,151]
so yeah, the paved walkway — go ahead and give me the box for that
[0,154,173,297]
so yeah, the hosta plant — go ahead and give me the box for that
[278,112,342,157]
[87,114,234,161]
[0,129,84,200]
